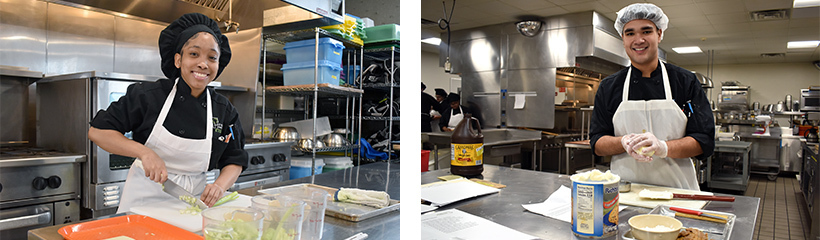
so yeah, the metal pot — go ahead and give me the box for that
[322,133,349,147]
[297,138,325,150]
[272,127,300,142]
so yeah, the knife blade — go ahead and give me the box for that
[638,189,735,202]
[669,207,727,221]
[163,180,208,209]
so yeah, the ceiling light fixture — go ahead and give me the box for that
[794,0,820,8]
[672,46,703,54]
[516,20,542,37]
[422,37,442,45]
[787,40,820,49]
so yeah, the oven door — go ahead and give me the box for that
[92,79,141,184]
[0,203,52,238]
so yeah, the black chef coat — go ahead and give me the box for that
[589,62,714,160]
[90,78,248,171]
[422,92,437,132]
[439,105,471,131]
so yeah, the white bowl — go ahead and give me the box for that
[628,214,682,240]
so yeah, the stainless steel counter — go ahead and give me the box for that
[28,162,400,240]
[423,128,542,169]
[422,165,759,240]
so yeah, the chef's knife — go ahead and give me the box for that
[163,180,208,209]
[669,207,728,222]
[638,189,735,202]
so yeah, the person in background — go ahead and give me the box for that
[434,88,449,114]
[439,93,470,132]
[88,13,248,213]
[588,3,714,190]
[422,82,438,133]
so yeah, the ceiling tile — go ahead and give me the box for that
[670,16,712,28]
[661,4,700,19]
[712,22,753,34]
[599,0,638,12]
[650,0,696,7]
[525,6,570,17]
[743,0,792,12]
[560,1,612,14]
[789,18,820,28]
[789,27,820,40]
[504,0,555,11]
[696,0,746,15]
[705,12,750,24]
[750,20,790,31]
[549,0,595,5]
[468,1,524,16]
[792,6,820,19]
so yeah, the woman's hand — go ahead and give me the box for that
[139,151,168,183]
[201,183,226,207]
[443,127,453,132]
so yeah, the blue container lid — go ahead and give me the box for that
[283,38,344,50]
[281,60,343,71]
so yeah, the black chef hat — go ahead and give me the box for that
[446,93,460,103]
[435,88,447,97]
[159,13,231,80]
[421,82,427,90]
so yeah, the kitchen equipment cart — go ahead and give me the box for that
[421,165,760,240]
[263,27,363,173]
[707,141,752,192]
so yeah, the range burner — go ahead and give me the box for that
[0,146,81,160]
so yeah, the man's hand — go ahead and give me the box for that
[633,132,668,158]
[139,151,167,183]
[621,133,651,162]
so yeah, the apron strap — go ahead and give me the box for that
[621,61,674,102]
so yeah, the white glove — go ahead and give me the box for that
[621,133,650,161]
[632,132,669,159]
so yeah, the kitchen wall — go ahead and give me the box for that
[421,51,459,96]
[682,62,820,109]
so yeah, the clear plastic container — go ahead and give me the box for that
[261,186,330,240]
[281,60,343,86]
[251,195,305,240]
[290,157,324,179]
[202,207,264,240]
[283,38,344,64]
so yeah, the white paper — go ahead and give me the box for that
[514,94,526,109]
[421,209,539,240]
[421,179,501,207]
[421,204,439,213]
[522,186,627,223]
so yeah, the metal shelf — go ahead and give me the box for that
[363,47,400,61]
[361,83,400,89]
[263,28,362,48]
[362,116,400,121]
[266,83,363,97]
[293,144,358,153]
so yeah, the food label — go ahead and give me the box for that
[450,143,483,166]
[572,179,619,238]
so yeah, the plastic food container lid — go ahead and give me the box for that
[291,158,325,167]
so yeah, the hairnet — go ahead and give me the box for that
[435,88,447,97]
[159,13,231,80]
[614,3,668,40]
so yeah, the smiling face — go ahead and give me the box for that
[622,19,662,72]
[174,32,220,97]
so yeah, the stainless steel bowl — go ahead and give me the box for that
[297,138,325,150]
[272,127,300,142]
[322,133,349,147]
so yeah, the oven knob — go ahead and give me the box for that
[273,154,286,162]
[33,177,47,190]
[258,156,266,164]
[250,156,259,165]
[48,176,62,188]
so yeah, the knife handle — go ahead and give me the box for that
[673,194,735,202]
[669,206,702,215]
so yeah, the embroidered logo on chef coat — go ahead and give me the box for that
[213,117,224,134]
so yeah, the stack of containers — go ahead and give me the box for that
[322,156,353,173]
[290,157,325,179]
[281,38,345,86]
[364,24,400,49]
[320,14,367,46]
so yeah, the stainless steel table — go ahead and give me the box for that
[28,162,400,240]
[422,165,759,240]
[564,140,592,174]
[423,128,541,169]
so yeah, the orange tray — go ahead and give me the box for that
[58,215,203,240]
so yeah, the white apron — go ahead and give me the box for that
[447,106,464,130]
[117,78,213,213]
[610,61,699,190]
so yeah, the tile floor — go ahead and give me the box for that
[740,173,812,240]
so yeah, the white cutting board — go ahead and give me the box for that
[619,183,712,209]
[130,194,253,233]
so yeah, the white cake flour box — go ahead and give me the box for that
[570,169,620,238]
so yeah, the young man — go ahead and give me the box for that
[588,3,714,190]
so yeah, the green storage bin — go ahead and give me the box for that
[364,24,400,44]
